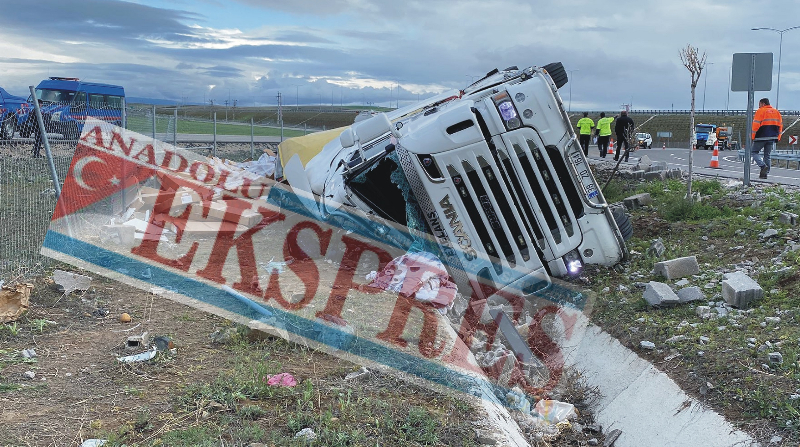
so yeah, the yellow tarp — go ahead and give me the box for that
[278,126,347,168]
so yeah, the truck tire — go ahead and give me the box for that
[611,205,633,241]
[0,117,15,140]
[542,62,568,89]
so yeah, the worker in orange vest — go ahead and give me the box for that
[751,98,783,179]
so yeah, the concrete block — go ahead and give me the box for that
[630,170,646,179]
[644,170,666,181]
[677,286,705,303]
[666,168,684,179]
[636,155,653,171]
[646,161,667,172]
[722,272,763,308]
[778,212,798,226]
[623,193,653,210]
[643,281,681,307]
[654,256,700,280]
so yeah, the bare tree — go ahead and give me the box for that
[679,44,706,201]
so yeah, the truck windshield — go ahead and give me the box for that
[35,89,77,104]
[695,125,713,133]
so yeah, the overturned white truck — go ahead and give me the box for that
[281,62,630,298]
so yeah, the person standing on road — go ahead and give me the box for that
[596,112,614,158]
[751,98,782,179]
[31,99,44,158]
[576,112,594,156]
[614,110,634,162]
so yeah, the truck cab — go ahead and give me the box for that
[693,123,717,150]
[286,63,630,299]
[25,77,125,139]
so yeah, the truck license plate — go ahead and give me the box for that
[568,148,599,201]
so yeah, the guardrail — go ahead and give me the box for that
[738,149,800,169]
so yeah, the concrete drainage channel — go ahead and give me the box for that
[558,314,755,447]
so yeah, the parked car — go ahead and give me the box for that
[635,132,652,149]
[0,87,31,140]
[23,77,125,139]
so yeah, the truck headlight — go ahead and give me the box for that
[563,248,583,276]
[492,91,521,129]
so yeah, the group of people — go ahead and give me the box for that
[575,99,783,180]
[576,111,635,162]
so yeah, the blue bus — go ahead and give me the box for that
[25,77,125,139]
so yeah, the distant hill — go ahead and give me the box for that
[127,97,195,106]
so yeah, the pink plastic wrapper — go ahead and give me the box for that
[267,372,297,387]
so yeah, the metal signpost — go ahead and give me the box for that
[731,53,772,186]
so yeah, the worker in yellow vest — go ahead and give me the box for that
[576,112,595,156]
[595,112,614,159]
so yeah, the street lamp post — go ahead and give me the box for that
[752,26,800,110]
[567,69,579,113]
[702,62,714,112]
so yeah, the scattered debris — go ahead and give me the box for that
[126,332,149,350]
[52,270,92,295]
[294,427,317,441]
[261,257,291,275]
[778,212,798,226]
[119,313,132,323]
[623,193,652,210]
[665,335,688,344]
[768,352,783,365]
[80,440,107,447]
[267,372,297,387]
[344,366,369,381]
[209,327,238,344]
[604,429,622,447]
[534,399,577,424]
[368,252,457,313]
[588,438,599,446]
[760,228,779,239]
[153,335,174,352]
[506,387,532,414]
[0,283,33,323]
[21,348,37,358]
[653,256,700,280]
[117,348,157,363]
[646,238,666,258]
[640,341,656,350]
[23,371,36,379]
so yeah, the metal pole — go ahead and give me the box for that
[726,68,731,112]
[250,117,254,160]
[173,108,177,146]
[29,86,61,199]
[151,104,156,139]
[744,55,756,186]
[777,33,783,110]
[213,112,217,157]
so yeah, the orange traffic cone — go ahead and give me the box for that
[692,143,697,151]
[662,142,666,150]
[709,141,720,169]
[608,139,615,155]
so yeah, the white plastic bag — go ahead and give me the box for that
[534,399,578,423]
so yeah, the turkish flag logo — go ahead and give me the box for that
[52,128,156,220]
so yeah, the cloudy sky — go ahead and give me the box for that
[0,0,797,111]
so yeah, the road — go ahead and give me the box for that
[587,146,800,187]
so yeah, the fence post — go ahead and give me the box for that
[173,108,178,146]
[213,112,217,157]
[151,104,156,140]
[29,86,61,200]
[304,123,307,135]
[250,117,254,160]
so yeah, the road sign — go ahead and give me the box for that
[731,53,773,92]
[790,135,798,145]
[657,131,672,138]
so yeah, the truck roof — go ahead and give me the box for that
[36,78,124,96]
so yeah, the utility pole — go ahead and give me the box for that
[277,92,283,142]
[224,99,229,121]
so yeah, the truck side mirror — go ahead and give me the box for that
[339,128,356,148]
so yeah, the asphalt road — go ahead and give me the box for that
[587,146,800,187]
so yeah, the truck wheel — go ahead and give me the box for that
[542,62,568,89]
[611,205,633,241]
[0,117,15,140]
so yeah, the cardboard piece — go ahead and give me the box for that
[0,283,33,323]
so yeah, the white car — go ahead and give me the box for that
[636,132,652,149]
